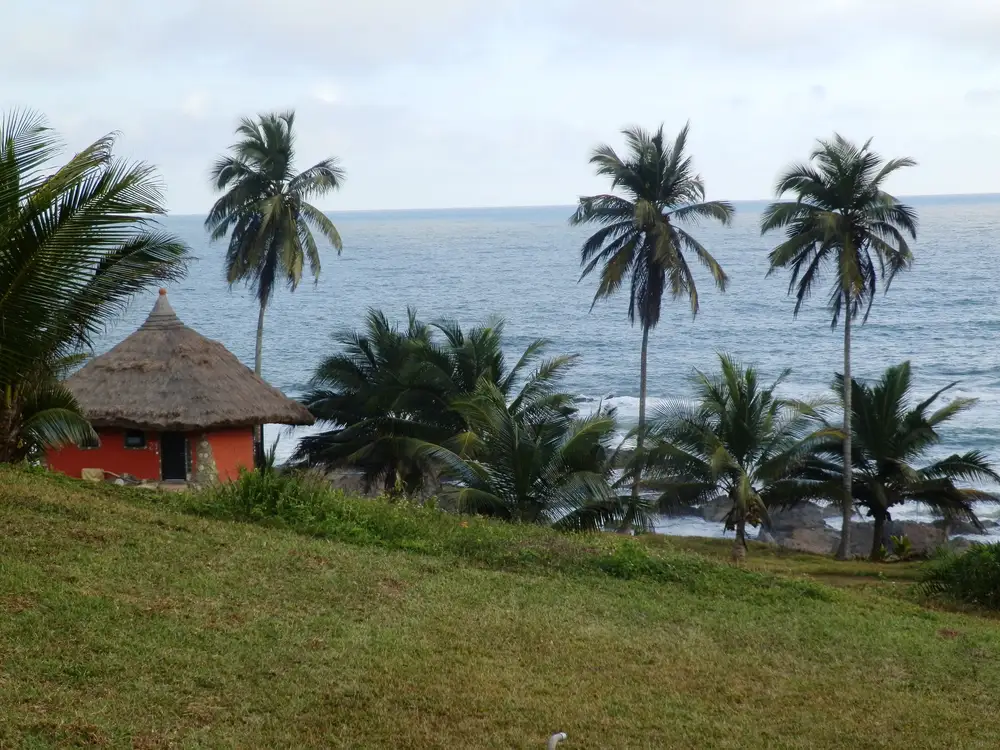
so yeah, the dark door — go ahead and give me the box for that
[160,432,188,481]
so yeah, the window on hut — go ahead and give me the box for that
[124,430,147,449]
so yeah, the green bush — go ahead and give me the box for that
[920,544,1000,609]
[176,468,831,601]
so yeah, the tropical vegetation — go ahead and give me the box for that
[921,542,1000,610]
[803,362,999,560]
[571,123,733,504]
[639,354,821,555]
[0,110,189,464]
[420,376,638,531]
[296,311,571,491]
[761,134,918,558]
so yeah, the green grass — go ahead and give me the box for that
[2,466,1000,748]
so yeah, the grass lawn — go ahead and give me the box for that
[1,467,998,749]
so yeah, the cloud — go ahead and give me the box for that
[4,0,1000,213]
[2,0,534,81]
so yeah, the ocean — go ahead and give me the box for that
[94,196,1000,537]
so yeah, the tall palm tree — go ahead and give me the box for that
[294,309,555,495]
[806,362,999,560]
[0,110,190,463]
[205,111,345,379]
[571,123,733,503]
[641,354,820,556]
[761,135,918,559]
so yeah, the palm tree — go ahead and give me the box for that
[805,362,999,560]
[205,111,345,379]
[640,354,820,556]
[571,123,733,504]
[0,356,96,464]
[761,135,918,559]
[294,309,555,495]
[422,380,638,531]
[0,110,190,463]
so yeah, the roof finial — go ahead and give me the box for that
[159,288,167,296]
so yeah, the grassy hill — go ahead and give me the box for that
[2,467,999,749]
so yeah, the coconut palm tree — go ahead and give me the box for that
[761,135,918,559]
[571,123,733,503]
[805,362,999,560]
[0,110,190,463]
[421,380,638,531]
[294,309,556,495]
[640,354,820,556]
[205,111,345,379]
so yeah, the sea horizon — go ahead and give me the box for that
[166,191,1000,219]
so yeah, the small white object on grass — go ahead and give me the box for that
[547,732,568,749]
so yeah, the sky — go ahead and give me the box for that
[5,0,1000,213]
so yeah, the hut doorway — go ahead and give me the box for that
[160,432,188,482]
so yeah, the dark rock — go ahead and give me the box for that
[776,526,840,555]
[936,518,998,536]
[895,521,946,554]
[767,502,827,532]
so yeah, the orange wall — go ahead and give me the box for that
[47,429,163,481]
[47,428,255,482]
[197,429,254,481]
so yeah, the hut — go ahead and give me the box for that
[46,289,314,484]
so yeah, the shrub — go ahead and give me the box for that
[920,544,1000,609]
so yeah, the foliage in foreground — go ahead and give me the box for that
[920,543,1000,610]
[0,110,190,464]
[182,468,826,597]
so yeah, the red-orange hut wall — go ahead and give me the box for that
[202,429,255,481]
[46,428,254,482]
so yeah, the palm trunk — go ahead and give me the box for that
[627,323,651,523]
[731,516,748,564]
[837,302,853,560]
[253,303,266,469]
[870,512,887,561]
[254,303,266,377]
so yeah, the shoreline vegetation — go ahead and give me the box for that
[6,106,1000,745]
[4,108,997,558]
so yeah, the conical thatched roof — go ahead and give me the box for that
[65,290,314,431]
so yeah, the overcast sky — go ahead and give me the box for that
[5,0,1000,213]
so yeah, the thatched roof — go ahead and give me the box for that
[65,290,314,431]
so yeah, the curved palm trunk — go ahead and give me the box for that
[253,303,266,469]
[837,304,853,560]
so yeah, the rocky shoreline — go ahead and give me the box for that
[697,496,989,556]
